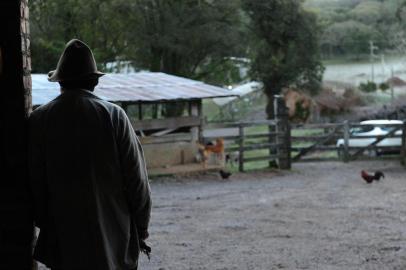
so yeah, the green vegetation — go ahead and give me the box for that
[305,0,406,60]
[242,0,324,119]
[29,0,245,87]
[359,81,378,93]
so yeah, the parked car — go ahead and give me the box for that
[336,119,403,158]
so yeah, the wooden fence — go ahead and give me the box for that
[204,120,406,171]
[203,119,290,172]
[291,121,406,163]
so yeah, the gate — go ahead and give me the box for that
[291,121,406,163]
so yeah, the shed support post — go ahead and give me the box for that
[190,100,202,142]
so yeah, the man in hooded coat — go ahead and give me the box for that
[29,39,151,270]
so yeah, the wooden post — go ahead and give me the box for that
[275,95,291,169]
[238,124,244,172]
[138,103,143,120]
[121,102,128,113]
[0,1,34,268]
[343,120,350,163]
[401,121,406,166]
[190,101,200,142]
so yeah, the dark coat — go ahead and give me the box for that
[29,89,151,270]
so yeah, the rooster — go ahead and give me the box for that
[361,170,385,184]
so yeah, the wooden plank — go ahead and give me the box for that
[349,123,403,128]
[292,123,343,129]
[343,120,350,162]
[348,134,402,139]
[205,119,279,129]
[238,124,244,172]
[150,128,176,137]
[139,133,192,144]
[291,145,402,152]
[242,143,283,151]
[132,116,201,131]
[291,146,338,151]
[243,155,280,163]
[245,132,284,139]
[292,135,342,141]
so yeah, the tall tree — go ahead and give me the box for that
[243,0,324,118]
[29,0,134,73]
[127,0,243,80]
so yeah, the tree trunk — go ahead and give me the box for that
[0,1,34,268]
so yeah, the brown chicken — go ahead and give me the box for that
[197,138,225,168]
[361,170,384,184]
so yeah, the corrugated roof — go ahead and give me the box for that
[32,72,236,106]
[212,81,261,106]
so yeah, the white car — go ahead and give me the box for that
[336,119,403,157]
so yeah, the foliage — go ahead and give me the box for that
[123,0,244,80]
[29,0,245,86]
[321,20,381,59]
[29,0,134,73]
[305,0,406,59]
[379,82,390,91]
[359,81,377,93]
[242,0,324,118]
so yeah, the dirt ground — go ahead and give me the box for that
[138,160,406,270]
[37,160,406,269]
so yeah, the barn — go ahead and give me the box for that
[32,72,237,173]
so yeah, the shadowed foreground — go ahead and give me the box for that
[140,160,406,270]
[38,160,406,269]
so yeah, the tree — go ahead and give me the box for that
[242,0,324,118]
[322,20,381,59]
[127,0,243,81]
[29,0,137,73]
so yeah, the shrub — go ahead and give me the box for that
[359,81,377,93]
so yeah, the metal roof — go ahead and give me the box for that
[212,81,261,106]
[32,72,236,106]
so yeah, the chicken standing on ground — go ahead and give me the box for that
[219,170,232,179]
[361,170,385,183]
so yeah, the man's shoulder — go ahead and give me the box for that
[29,101,56,120]
[94,98,126,116]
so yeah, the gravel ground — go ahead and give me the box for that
[139,160,406,270]
[38,160,406,269]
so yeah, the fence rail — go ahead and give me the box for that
[203,119,406,170]
[291,121,406,163]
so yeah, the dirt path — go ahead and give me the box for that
[139,160,406,270]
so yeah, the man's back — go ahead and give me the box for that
[30,89,151,270]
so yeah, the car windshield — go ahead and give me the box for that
[351,125,374,134]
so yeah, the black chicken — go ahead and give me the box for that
[219,170,232,179]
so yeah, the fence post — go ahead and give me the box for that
[279,122,291,169]
[274,95,291,169]
[401,121,406,166]
[343,120,350,163]
[238,123,244,172]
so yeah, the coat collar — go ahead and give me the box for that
[59,88,101,100]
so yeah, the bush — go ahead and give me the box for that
[359,81,377,93]
[379,82,390,91]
